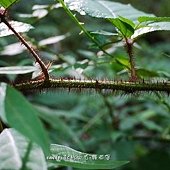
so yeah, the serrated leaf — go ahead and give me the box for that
[0,0,18,8]
[0,128,47,170]
[0,83,50,155]
[65,0,154,21]
[132,22,170,39]
[0,21,33,37]
[48,144,129,169]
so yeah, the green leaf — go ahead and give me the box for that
[115,57,130,69]
[109,17,134,37]
[48,144,129,169]
[65,0,154,21]
[0,21,33,37]
[0,128,47,170]
[138,16,170,23]
[0,83,50,155]
[119,16,135,28]
[0,0,19,8]
[132,22,170,39]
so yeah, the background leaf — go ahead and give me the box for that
[0,128,47,170]
[0,66,36,74]
[0,21,33,37]
[35,105,85,150]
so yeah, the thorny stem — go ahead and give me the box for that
[58,0,114,59]
[125,38,138,81]
[0,13,49,80]
[14,78,170,93]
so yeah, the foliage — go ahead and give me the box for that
[0,0,170,170]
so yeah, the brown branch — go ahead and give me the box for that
[13,78,170,94]
[0,12,49,80]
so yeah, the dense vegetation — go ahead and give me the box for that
[0,0,170,169]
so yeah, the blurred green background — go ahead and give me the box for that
[1,0,170,169]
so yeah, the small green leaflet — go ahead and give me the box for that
[0,0,19,8]
[138,16,170,23]
[109,17,135,38]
